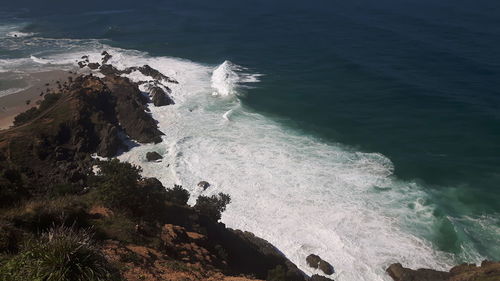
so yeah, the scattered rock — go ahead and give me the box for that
[25,100,30,105]
[197,181,210,190]
[306,254,334,275]
[78,61,87,68]
[150,86,174,106]
[310,274,334,281]
[146,151,163,162]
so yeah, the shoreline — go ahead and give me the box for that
[0,70,77,130]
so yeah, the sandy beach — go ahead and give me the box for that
[0,70,76,130]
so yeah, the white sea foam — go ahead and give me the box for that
[112,56,459,280]
[0,87,29,98]
[7,31,35,38]
[1,37,489,280]
[30,55,51,64]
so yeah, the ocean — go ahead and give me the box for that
[1,0,499,280]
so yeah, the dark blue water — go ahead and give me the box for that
[2,0,500,261]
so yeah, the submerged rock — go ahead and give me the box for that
[146,151,163,162]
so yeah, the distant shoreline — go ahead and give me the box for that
[0,70,77,130]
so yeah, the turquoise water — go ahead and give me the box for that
[1,0,499,278]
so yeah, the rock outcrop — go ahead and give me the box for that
[104,75,163,143]
[0,73,163,192]
[146,151,162,161]
[150,86,175,106]
[386,261,500,281]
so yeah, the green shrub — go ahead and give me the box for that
[92,159,142,212]
[194,193,231,221]
[13,107,38,126]
[92,159,171,219]
[165,185,190,205]
[13,93,61,126]
[0,226,120,281]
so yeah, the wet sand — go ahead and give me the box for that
[0,70,76,130]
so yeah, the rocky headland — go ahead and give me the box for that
[0,58,308,281]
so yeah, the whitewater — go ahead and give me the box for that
[1,32,493,280]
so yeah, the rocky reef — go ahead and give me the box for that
[386,261,500,281]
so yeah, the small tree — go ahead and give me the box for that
[194,193,231,221]
[165,185,190,205]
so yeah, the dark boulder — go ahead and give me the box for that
[197,181,210,190]
[146,151,163,162]
[310,274,334,281]
[306,254,334,275]
[150,86,175,106]
[306,254,321,269]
